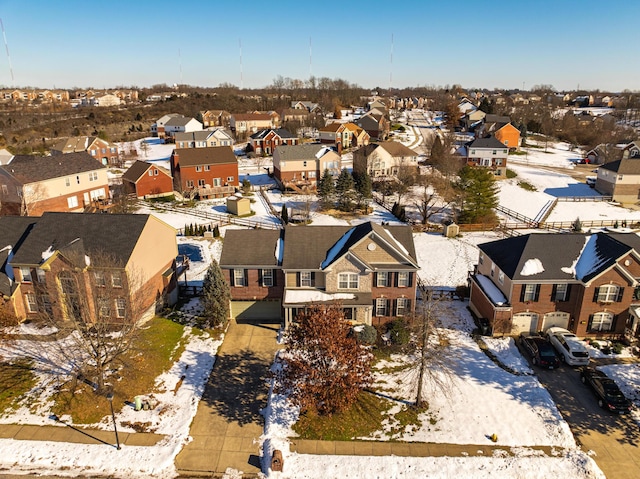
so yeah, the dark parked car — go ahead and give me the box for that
[580,367,632,414]
[518,334,560,369]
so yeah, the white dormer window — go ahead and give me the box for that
[20,267,32,282]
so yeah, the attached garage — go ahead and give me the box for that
[541,312,570,332]
[511,312,539,334]
[230,300,281,321]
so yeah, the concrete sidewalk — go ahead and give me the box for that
[291,438,564,458]
[0,423,163,447]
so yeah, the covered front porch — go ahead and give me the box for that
[282,289,372,329]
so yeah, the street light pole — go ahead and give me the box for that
[106,392,121,450]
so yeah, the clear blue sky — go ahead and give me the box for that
[0,0,638,92]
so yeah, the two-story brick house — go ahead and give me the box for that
[0,152,109,216]
[122,160,173,199]
[220,222,419,327]
[248,128,299,155]
[170,147,239,199]
[469,232,640,342]
[0,212,178,324]
[51,136,120,166]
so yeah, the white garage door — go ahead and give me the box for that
[231,300,281,321]
[542,312,570,332]
[512,313,539,334]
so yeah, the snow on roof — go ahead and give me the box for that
[274,237,284,264]
[41,245,55,262]
[475,275,508,306]
[574,235,608,281]
[284,290,355,303]
[384,227,409,256]
[561,236,589,276]
[320,227,355,269]
[520,258,544,276]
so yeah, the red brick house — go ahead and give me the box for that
[122,160,173,199]
[248,128,299,155]
[469,232,640,342]
[0,212,178,323]
[220,222,419,327]
[170,147,238,199]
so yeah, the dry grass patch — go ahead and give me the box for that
[0,359,36,413]
[51,317,188,424]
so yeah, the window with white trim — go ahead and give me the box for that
[111,273,122,288]
[94,271,106,287]
[115,298,126,318]
[376,272,389,287]
[300,271,313,287]
[25,293,37,313]
[196,166,202,172]
[590,312,614,332]
[396,298,410,316]
[20,267,32,282]
[597,284,619,303]
[397,272,410,287]
[233,269,246,286]
[498,271,504,285]
[375,298,388,316]
[36,268,46,283]
[554,284,569,301]
[67,196,78,208]
[97,297,110,317]
[338,272,359,289]
[523,283,537,302]
[262,269,273,287]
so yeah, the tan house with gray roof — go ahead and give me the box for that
[272,144,341,188]
[595,158,640,204]
[220,222,418,327]
[353,141,419,178]
[0,152,109,216]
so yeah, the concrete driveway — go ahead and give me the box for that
[175,317,280,477]
[534,360,640,479]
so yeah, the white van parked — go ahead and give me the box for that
[545,327,590,366]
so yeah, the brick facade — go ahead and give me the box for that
[224,269,284,301]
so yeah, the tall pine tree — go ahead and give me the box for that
[353,169,372,211]
[200,259,231,328]
[335,168,356,212]
[317,168,335,210]
[281,203,289,224]
[455,166,499,224]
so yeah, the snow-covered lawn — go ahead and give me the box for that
[261,301,603,479]
[0,325,222,478]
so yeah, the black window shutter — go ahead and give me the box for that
[296,272,300,287]
[611,314,619,331]
[272,269,277,287]
[520,285,526,302]
[386,299,391,316]
[258,269,263,285]
[229,269,235,287]
[565,284,571,301]
[587,314,594,331]
[406,299,412,312]
[616,287,625,302]
[372,299,377,315]
[593,287,600,302]
[551,284,557,301]
[244,269,248,286]
[392,299,397,316]
[408,272,413,287]
[373,272,378,286]
[311,272,316,287]
[534,284,540,302]
[394,272,398,287]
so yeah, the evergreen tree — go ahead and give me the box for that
[281,203,289,224]
[317,168,335,210]
[213,225,220,238]
[335,168,356,211]
[455,166,499,224]
[353,169,372,211]
[200,259,231,328]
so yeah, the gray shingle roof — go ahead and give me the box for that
[9,212,152,267]
[164,116,196,127]
[0,216,38,295]
[599,158,640,174]
[219,230,282,267]
[1,152,106,183]
[122,160,171,183]
[250,128,297,140]
[467,136,507,149]
[479,232,633,283]
[273,144,326,161]
[173,147,237,167]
